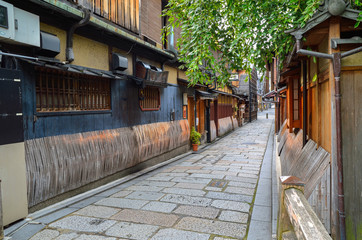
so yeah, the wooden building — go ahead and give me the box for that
[233,68,258,123]
[0,0,190,226]
[274,1,362,239]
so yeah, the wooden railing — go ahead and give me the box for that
[277,176,332,240]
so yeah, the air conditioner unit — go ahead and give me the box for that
[0,0,40,47]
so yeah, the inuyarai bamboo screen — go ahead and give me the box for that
[139,87,160,111]
[36,68,111,112]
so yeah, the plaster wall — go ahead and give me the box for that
[0,142,28,225]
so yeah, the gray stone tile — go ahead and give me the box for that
[111,209,179,227]
[190,173,225,179]
[54,232,79,240]
[35,207,78,224]
[30,229,59,240]
[247,219,271,240]
[136,181,176,188]
[76,234,116,240]
[206,192,253,203]
[110,190,133,198]
[213,237,237,240]
[237,173,259,179]
[254,192,272,207]
[146,176,174,181]
[74,205,120,218]
[162,187,205,197]
[251,205,271,222]
[212,170,238,176]
[171,177,211,184]
[126,185,164,192]
[175,217,246,239]
[161,194,212,207]
[151,228,210,240]
[224,186,255,195]
[173,205,219,219]
[204,187,223,192]
[202,166,229,171]
[156,172,190,177]
[95,198,148,209]
[126,191,165,201]
[105,222,159,239]
[10,223,45,240]
[186,169,212,174]
[225,176,258,183]
[227,181,256,189]
[141,201,177,213]
[174,182,207,189]
[49,216,116,232]
[211,199,250,212]
[218,210,248,223]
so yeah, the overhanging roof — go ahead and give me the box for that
[196,90,218,100]
[23,59,124,79]
[288,1,361,38]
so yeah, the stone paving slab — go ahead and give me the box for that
[162,187,205,196]
[141,201,177,213]
[49,216,116,232]
[105,222,159,239]
[175,217,247,239]
[151,228,210,240]
[211,199,250,212]
[125,191,165,201]
[74,205,120,218]
[173,182,207,189]
[173,205,219,219]
[160,194,212,207]
[135,180,176,188]
[94,198,148,209]
[111,209,179,227]
[206,191,253,203]
[16,110,274,240]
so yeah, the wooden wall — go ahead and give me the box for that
[341,69,362,240]
[278,128,331,233]
[140,0,162,45]
[21,63,184,140]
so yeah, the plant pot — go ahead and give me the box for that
[192,144,198,151]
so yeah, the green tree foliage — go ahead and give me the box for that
[163,0,362,86]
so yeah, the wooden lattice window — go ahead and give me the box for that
[139,87,160,111]
[36,68,111,112]
[78,0,139,33]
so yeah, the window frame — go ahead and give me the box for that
[139,86,161,111]
[35,67,112,114]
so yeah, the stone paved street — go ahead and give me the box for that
[23,110,274,240]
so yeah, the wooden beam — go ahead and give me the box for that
[284,188,332,240]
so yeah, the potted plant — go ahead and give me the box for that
[190,127,201,151]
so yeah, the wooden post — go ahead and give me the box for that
[0,180,3,240]
[329,16,341,239]
[277,176,305,240]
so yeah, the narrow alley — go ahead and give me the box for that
[7,109,275,240]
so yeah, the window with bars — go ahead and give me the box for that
[77,0,139,33]
[36,68,111,112]
[139,87,160,111]
[293,78,299,120]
